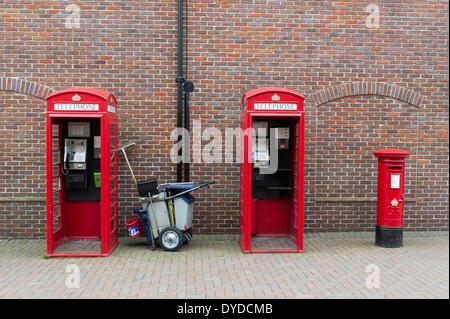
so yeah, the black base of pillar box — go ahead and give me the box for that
[375,225,403,248]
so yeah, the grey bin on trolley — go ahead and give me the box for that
[141,193,194,239]
[173,194,195,231]
[136,179,213,251]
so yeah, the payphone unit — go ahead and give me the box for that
[63,122,90,190]
[64,137,88,190]
[46,88,118,257]
[64,138,87,171]
[240,87,305,253]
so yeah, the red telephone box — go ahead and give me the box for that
[240,87,305,253]
[45,88,119,257]
[374,149,409,248]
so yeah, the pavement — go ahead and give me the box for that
[0,231,448,299]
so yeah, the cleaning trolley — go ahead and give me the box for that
[120,143,215,251]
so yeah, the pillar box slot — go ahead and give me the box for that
[240,87,305,253]
[45,88,119,257]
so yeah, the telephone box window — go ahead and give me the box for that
[68,121,90,137]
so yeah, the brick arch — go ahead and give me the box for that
[310,82,424,108]
[0,77,55,100]
[308,83,421,204]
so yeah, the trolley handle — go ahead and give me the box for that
[164,181,215,200]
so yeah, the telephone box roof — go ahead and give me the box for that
[47,87,115,102]
[243,87,305,103]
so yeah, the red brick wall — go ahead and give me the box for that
[0,0,448,238]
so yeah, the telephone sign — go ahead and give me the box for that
[254,103,297,110]
[54,103,100,111]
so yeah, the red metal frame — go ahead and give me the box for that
[239,87,305,253]
[45,88,118,257]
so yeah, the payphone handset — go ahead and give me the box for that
[63,139,87,172]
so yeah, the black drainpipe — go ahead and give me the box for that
[183,0,194,182]
[184,81,194,182]
[176,0,184,182]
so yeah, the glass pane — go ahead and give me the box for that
[111,190,117,206]
[52,178,61,192]
[111,124,117,155]
[111,150,117,175]
[52,138,60,151]
[52,205,62,232]
[52,191,60,203]
[52,150,60,164]
[52,124,59,137]
[52,164,60,177]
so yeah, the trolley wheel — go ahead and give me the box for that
[159,227,183,251]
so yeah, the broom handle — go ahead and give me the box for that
[120,148,137,185]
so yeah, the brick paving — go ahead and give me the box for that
[0,232,448,299]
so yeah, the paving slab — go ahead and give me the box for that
[0,232,448,299]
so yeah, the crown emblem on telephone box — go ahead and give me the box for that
[72,94,81,102]
[271,94,280,101]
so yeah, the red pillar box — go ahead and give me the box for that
[374,149,410,248]
[45,88,119,257]
[240,87,305,253]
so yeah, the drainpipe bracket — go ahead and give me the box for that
[183,81,195,93]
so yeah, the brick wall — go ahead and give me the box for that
[0,0,448,238]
